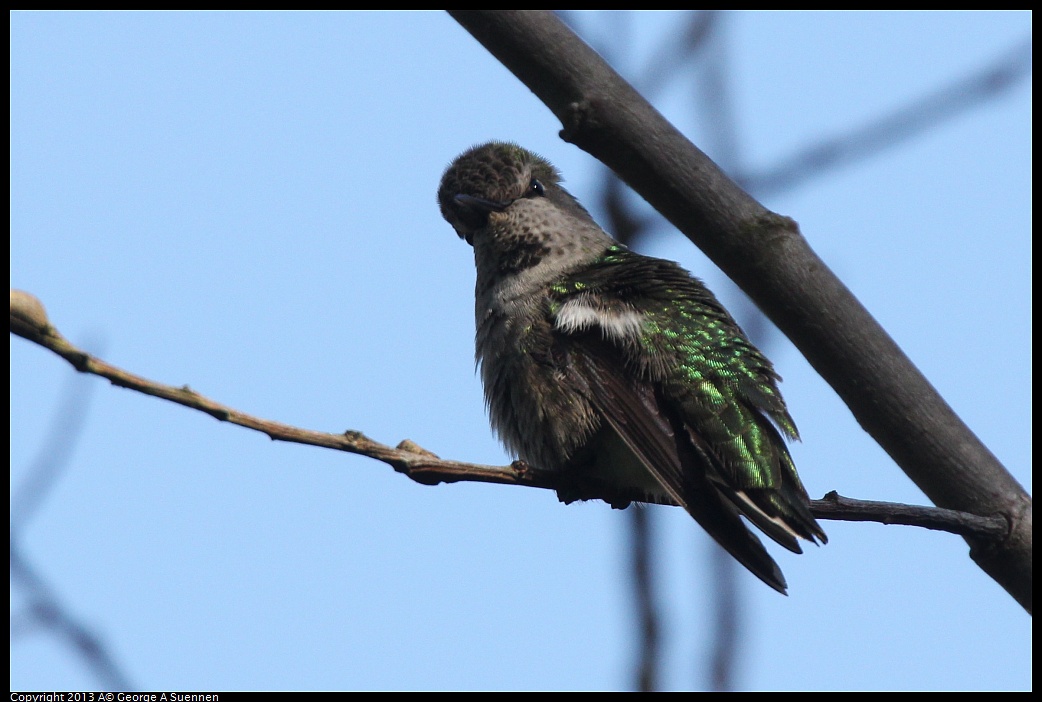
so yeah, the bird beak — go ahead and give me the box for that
[454,193,511,213]
[451,194,511,244]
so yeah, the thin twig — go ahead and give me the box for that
[813,491,1009,540]
[11,290,1010,542]
[9,290,555,492]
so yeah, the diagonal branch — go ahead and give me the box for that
[9,331,133,691]
[446,10,1030,612]
[737,38,1033,195]
[10,540,136,692]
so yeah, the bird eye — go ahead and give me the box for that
[527,178,545,197]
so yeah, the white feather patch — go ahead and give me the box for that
[555,299,646,343]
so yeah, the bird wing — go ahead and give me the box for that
[566,332,792,594]
[549,247,824,593]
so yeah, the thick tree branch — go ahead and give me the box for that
[447,10,1030,612]
[10,290,1010,546]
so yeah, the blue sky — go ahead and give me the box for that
[11,11,1031,691]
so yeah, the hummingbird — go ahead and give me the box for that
[438,141,825,593]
